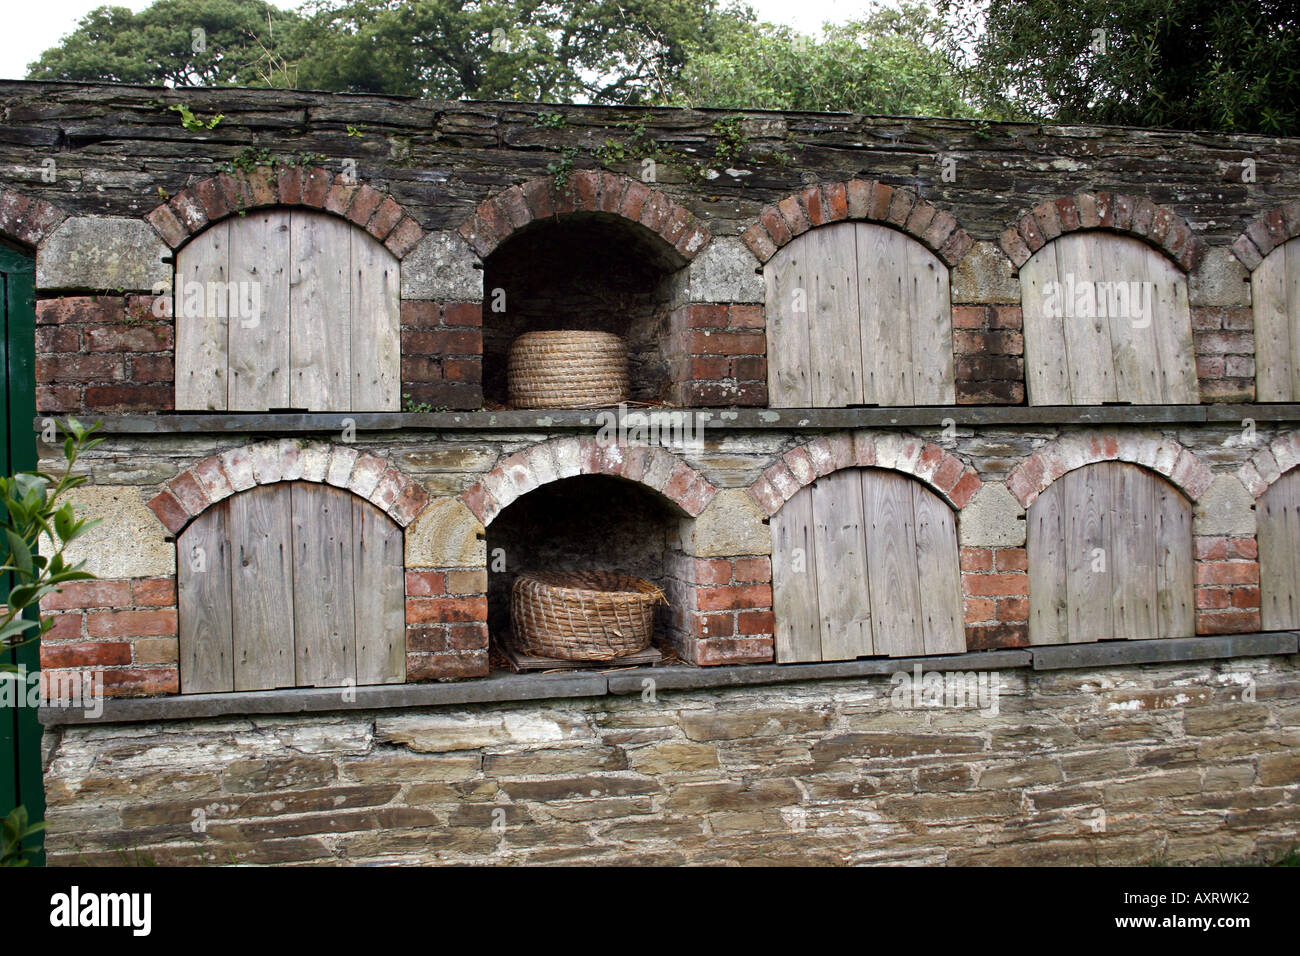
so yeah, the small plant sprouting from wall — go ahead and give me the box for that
[712,116,748,165]
[533,112,567,129]
[227,147,328,174]
[548,145,579,195]
[170,103,223,132]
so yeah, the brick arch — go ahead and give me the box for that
[740,179,975,267]
[1230,202,1300,271]
[144,165,426,258]
[461,437,717,527]
[146,440,430,535]
[747,431,982,517]
[1007,433,1213,509]
[456,172,711,264]
[0,187,68,248]
[1237,430,1300,498]
[999,192,1205,273]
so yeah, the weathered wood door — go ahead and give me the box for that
[177,482,405,692]
[771,468,965,661]
[766,222,954,407]
[1252,237,1300,401]
[1027,462,1194,644]
[175,209,401,412]
[1019,232,1198,404]
[1258,467,1300,629]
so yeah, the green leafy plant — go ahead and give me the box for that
[0,419,101,867]
[1,419,103,664]
[1,807,46,867]
[547,145,579,195]
[346,125,363,137]
[711,116,747,165]
[169,102,223,132]
[402,393,433,414]
[533,112,567,128]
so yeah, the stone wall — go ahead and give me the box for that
[40,654,1300,865]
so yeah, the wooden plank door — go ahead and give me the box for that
[177,481,405,692]
[770,467,964,661]
[1253,238,1300,402]
[175,210,401,412]
[1258,468,1300,629]
[766,222,954,407]
[1020,232,1198,404]
[1027,461,1194,644]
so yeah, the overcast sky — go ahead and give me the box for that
[0,0,871,81]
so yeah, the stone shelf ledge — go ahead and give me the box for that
[38,631,1298,727]
[35,404,1300,436]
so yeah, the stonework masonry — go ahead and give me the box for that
[40,655,1300,866]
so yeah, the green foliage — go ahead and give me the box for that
[346,125,364,137]
[673,3,980,117]
[0,419,102,669]
[939,0,1300,135]
[170,103,223,131]
[27,0,303,87]
[290,0,752,103]
[533,112,567,128]
[0,420,101,868]
[226,147,326,173]
[402,393,433,413]
[1,807,46,867]
[547,145,579,194]
[711,116,747,164]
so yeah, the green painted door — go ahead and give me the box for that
[0,242,41,864]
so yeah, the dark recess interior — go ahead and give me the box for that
[480,214,681,406]
[485,475,675,646]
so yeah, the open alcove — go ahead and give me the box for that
[480,213,686,406]
[485,474,693,658]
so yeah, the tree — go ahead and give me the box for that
[939,0,1300,135]
[290,0,752,102]
[671,3,981,117]
[27,0,303,87]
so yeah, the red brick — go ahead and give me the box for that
[996,597,1029,622]
[36,353,124,383]
[1195,610,1261,635]
[41,641,132,669]
[800,185,826,226]
[952,306,987,330]
[384,216,424,258]
[964,598,996,624]
[959,548,992,572]
[43,613,81,641]
[147,490,189,534]
[133,578,177,607]
[87,609,178,638]
[759,208,791,246]
[367,196,404,241]
[822,182,848,221]
[692,637,774,666]
[405,595,488,625]
[994,549,1028,572]
[732,556,771,583]
[85,384,173,411]
[277,166,303,205]
[696,584,772,612]
[99,668,180,697]
[443,302,482,327]
[41,579,131,611]
[963,574,1029,597]
[1195,562,1259,586]
[404,571,447,596]
[728,305,764,330]
[697,612,735,638]
[735,609,775,636]
[964,623,1029,651]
